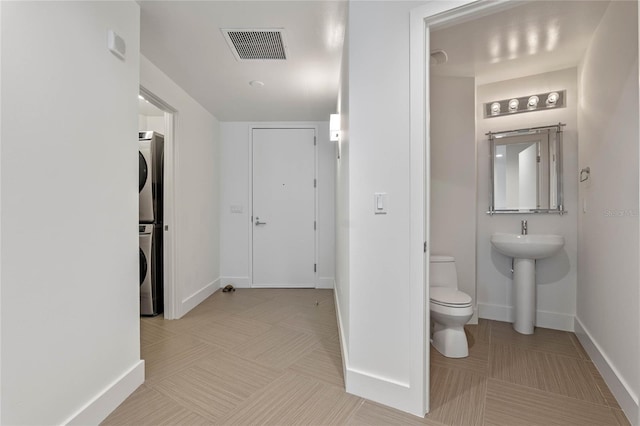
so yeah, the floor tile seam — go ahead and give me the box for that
[430,363,491,381]
[142,338,224,360]
[486,376,614,409]
[189,321,273,345]
[143,347,222,384]
[285,363,346,390]
[488,339,585,360]
[340,398,367,425]
[151,383,245,424]
[213,348,289,377]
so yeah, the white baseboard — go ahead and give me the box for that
[478,303,574,331]
[333,288,349,380]
[64,360,144,425]
[317,277,335,289]
[333,287,422,417]
[221,276,251,288]
[574,318,638,425]
[180,277,221,317]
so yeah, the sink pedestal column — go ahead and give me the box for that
[513,258,535,334]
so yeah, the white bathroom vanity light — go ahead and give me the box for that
[484,90,566,118]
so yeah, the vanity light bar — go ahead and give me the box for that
[484,90,566,118]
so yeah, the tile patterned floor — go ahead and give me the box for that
[103,289,630,425]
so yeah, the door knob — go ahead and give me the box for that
[255,217,267,225]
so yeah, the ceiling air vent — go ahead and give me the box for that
[221,28,289,61]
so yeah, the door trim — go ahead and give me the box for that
[139,85,178,319]
[248,124,319,288]
[410,0,512,415]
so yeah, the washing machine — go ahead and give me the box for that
[139,224,162,316]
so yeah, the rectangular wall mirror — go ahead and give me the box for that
[488,123,566,215]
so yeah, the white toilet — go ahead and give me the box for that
[430,255,473,358]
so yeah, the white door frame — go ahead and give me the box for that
[248,124,319,288]
[139,85,178,319]
[409,0,512,414]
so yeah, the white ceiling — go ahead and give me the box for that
[139,1,610,121]
[431,1,610,84]
[139,1,346,122]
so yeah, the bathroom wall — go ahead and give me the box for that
[219,121,335,289]
[576,1,639,422]
[430,75,477,322]
[476,67,579,331]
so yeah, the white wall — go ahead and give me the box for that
[335,17,351,357]
[219,122,335,288]
[339,0,428,416]
[140,56,221,317]
[476,68,579,331]
[576,1,639,422]
[430,75,477,321]
[1,2,143,424]
[138,115,165,133]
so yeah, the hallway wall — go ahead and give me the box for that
[219,122,335,289]
[1,2,142,423]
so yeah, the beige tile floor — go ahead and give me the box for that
[103,289,630,426]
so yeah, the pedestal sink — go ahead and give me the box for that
[490,233,564,334]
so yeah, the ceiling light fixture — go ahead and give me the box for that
[508,99,519,112]
[546,92,559,106]
[490,102,501,116]
[527,95,539,109]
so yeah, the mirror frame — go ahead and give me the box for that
[487,123,566,215]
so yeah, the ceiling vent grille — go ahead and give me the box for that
[221,29,288,61]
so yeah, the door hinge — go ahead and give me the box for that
[314,263,317,272]
[314,136,317,146]
[424,241,427,253]
[537,155,541,163]
[314,221,317,230]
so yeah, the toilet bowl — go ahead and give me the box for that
[430,256,473,358]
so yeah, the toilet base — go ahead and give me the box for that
[431,323,469,358]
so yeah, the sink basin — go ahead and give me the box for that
[491,233,564,259]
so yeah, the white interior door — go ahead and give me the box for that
[252,128,316,287]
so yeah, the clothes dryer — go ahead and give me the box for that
[139,140,154,223]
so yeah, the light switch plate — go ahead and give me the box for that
[374,192,388,214]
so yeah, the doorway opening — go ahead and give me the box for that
[138,86,177,319]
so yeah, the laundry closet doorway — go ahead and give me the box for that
[139,86,178,319]
[250,127,317,288]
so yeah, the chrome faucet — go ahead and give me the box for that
[521,220,528,235]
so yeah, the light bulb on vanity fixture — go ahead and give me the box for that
[527,95,539,109]
[508,98,519,112]
[546,92,559,106]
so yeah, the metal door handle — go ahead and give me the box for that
[255,217,267,225]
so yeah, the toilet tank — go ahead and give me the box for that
[429,255,458,289]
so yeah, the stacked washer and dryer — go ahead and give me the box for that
[139,131,164,316]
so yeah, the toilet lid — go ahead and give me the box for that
[430,287,472,306]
